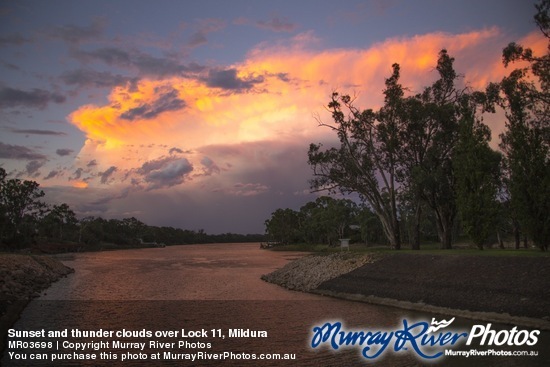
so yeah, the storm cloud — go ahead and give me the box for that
[199,156,220,176]
[119,87,186,120]
[72,47,204,78]
[9,128,67,136]
[99,166,117,184]
[136,156,194,190]
[44,170,60,180]
[0,142,47,160]
[205,68,264,91]
[46,18,105,44]
[56,148,74,156]
[0,87,66,109]
[25,160,44,177]
[256,16,296,32]
[60,69,137,89]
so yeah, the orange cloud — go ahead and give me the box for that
[67,27,544,189]
[71,180,88,189]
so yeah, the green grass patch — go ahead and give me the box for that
[268,241,550,257]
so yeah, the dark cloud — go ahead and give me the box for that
[44,170,60,180]
[143,158,193,189]
[60,68,137,89]
[9,128,66,136]
[120,87,186,120]
[25,160,44,177]
[0,142,47,160]
[188,18,226,47]
[137,156,176,176]
[72,167,84,180]
[256,16,296,32]
[205,68,264,91]
[231,182,269,196]
[0,33,31,47]
[90,187,132,206]
[0,87,66,109]
[74,47,131,65]
[200,156,220,176]
[135,156,193,189]
[99,166,117,184]
[169,147,184,155]
[56,148,74,156]
[47,18,105,44]
[72,47,204,78]
[188,32,208,48]
[275,73,291,82]
[87,159,98,167]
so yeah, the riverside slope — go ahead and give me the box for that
[0,254,74,353]
[262,252,550,330]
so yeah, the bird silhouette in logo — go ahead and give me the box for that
[427,317,456,333]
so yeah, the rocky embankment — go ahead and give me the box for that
[262,252,550,329]
[261,252,376,291]
[0,254,74,301]
[0,254,73,353]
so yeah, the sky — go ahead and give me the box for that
[0,0,545,234]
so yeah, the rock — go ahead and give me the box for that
[0,254,73,301]
[261,252,376,292]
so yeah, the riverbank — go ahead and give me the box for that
[262,252,550,330]
[0,254,73,353]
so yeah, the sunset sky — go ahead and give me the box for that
[0,0,544,234]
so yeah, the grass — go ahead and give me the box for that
[270,241,550,257]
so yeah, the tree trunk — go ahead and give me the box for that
[440,227,453,249]
[411,204,421,250]
[435,210,453,249]
[514,227,520,249]
[377,211,401,250]
[392,216,401,250]
[497,231,504,249]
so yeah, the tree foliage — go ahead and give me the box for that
[308,50,473,250]
[308,64,405,249]
[453,96,502,249]
[264,196,381,246]
[491,0,550,250]
[0,168,46,246]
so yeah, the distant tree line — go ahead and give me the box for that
[269,1,549,251]
[264,196,387,246]
[0,167,265,251]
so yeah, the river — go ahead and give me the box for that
[3,243,548,366]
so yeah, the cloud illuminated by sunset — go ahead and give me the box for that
[67,27,546,192]
[1,0,543,233]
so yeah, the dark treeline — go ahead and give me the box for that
[267,2,549,251]
[265,196,387,247]
[0,167,265,251]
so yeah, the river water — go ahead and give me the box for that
[3,243,549,366]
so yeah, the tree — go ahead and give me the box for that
[410,50,464,249]
[453,95,502,249]
[41,203,78,241]
[308,64,405,249]
[395,95,428,249]
[355,204,385,246]
[264,208,301,244]
[493,0,550,250]
[0,168,7,241]
[0,169,46,246]
[299,196,357,246]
